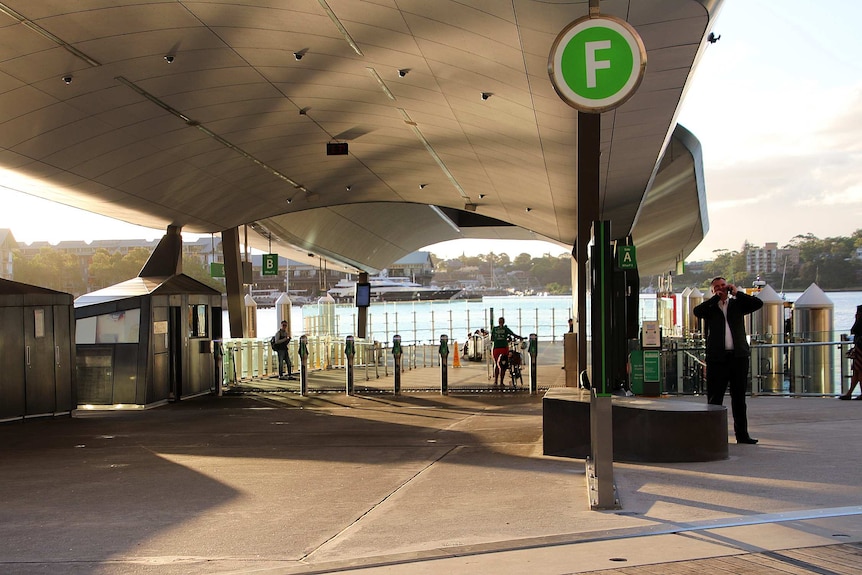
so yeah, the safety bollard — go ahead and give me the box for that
[298,334,309,396]
[528,333,538,395]
[345,335,355,396]
[392,335,402,395]
[439,334,449,395]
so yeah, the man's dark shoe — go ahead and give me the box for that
[737,437,758,444]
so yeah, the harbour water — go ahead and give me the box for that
[228,289,861,343]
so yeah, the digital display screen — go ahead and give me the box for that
[327,142,348,155]
[355,283,371,307]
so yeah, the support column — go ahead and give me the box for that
[357,271,369,339]
[565,256,579,387]
[221,227,246,339]
[139,225,183,277]
[576,111,601,370]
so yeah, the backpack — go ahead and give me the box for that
[270,334,289,351]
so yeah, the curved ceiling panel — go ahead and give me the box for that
[0,0,721,272]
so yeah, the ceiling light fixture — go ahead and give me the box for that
[368,67,396,101]
[399,108,469,201]
[0,3,100,66]
[115,76,307,191]
[429,205,460,233]
[318,0,363,56]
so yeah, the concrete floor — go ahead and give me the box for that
[1,357,861,574]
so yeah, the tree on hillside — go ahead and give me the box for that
[787,234,860,289]
[183,254,225,292]
[531,255,571,289]
[13,247,86,295]
[512,252,532,271]
[458,254,483,267]
[88,247,152,290]
[701,249,750,288]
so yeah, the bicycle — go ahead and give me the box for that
[492,336,524,389]
[507,339,524,389]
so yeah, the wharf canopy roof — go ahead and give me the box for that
[0,0,720,275]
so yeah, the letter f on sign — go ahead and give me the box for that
[585,40,611,88]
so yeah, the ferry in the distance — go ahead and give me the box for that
[327,276,462,302]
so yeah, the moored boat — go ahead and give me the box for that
[328,276,461,302]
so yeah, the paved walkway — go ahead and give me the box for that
[1,351,861,574]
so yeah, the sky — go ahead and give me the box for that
[2,1,860,262]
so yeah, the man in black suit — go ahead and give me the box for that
[693,276,764,444]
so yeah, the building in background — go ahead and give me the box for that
[0,229,16,279]
[745,242,800,275]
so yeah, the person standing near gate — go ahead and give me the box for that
[693,277,763,444]
[491,317,520,387]
[274,320,294,380]
[839,305,862,400]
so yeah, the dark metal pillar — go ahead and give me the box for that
[392,335,402,395]
[439,335,449,395]
[345,335,355,395]
[298,335,309,396]
[357,272,368,339]
[576,111,601,371]
[528,333,538,395]
[221,227,246,339]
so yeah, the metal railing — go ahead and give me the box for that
[222,336,452,385]
[662,335,850,397]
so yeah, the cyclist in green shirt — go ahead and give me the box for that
[491,317,520,386]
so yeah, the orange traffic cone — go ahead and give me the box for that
[453,341,462,367]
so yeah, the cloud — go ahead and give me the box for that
[689,134,862,260]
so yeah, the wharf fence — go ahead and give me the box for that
[222,336,476,385]
[663,333,851,397]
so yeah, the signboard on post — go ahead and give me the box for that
[642,320,660,348]
[618,245,636,269]
[643,350,661,383]
[261,253,279,276]
[548,15,647,113]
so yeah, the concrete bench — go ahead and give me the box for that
[543,388,728,463]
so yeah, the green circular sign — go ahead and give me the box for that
[549,15,647,112]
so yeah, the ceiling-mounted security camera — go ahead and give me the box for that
[63,76,72,84]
